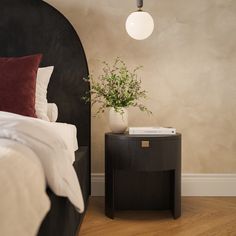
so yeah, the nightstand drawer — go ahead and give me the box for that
[129,139,180,171]
[111,138,181,171]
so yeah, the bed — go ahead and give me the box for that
[0,0,91,235]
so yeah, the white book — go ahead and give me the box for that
[129,127,176,135]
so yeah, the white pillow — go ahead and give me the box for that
[47,103,58,122]
[35,66,54,121]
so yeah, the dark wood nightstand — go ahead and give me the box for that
[105,132,181,219]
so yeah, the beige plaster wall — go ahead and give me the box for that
[46,0,236,174]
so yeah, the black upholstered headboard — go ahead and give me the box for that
[0,0,90,147]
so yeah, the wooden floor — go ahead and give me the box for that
[79,197,236,236]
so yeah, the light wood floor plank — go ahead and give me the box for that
[79,197,236,236]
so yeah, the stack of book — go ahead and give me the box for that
[129,127,176,135]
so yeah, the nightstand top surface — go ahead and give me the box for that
[105,132,181,140]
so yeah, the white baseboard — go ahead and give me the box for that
[91,173,105,197]
[91,173,236,197]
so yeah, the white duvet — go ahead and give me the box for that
[0,111,84,236]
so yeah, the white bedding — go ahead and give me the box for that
[0,139,50,236]
[0,111,84,236]
[46,122,78,163]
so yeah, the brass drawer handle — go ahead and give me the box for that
[141,140,150,148]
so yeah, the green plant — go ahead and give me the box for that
[83,57,151,115]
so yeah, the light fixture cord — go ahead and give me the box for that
[136,0,143,10]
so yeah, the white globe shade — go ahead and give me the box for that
[126,11,154,40]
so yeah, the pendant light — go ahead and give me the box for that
[126,0,154,40]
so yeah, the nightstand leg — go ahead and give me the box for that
[105,169,115,219]
[172,169,181,219]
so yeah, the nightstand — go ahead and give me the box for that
[105,132,181,219]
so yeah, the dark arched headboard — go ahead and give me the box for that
[0,0,90,147]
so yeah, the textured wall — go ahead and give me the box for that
[46,0,236,173]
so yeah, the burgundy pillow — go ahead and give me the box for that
[0,54,42,117]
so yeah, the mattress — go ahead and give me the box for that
[45,122,78,163]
